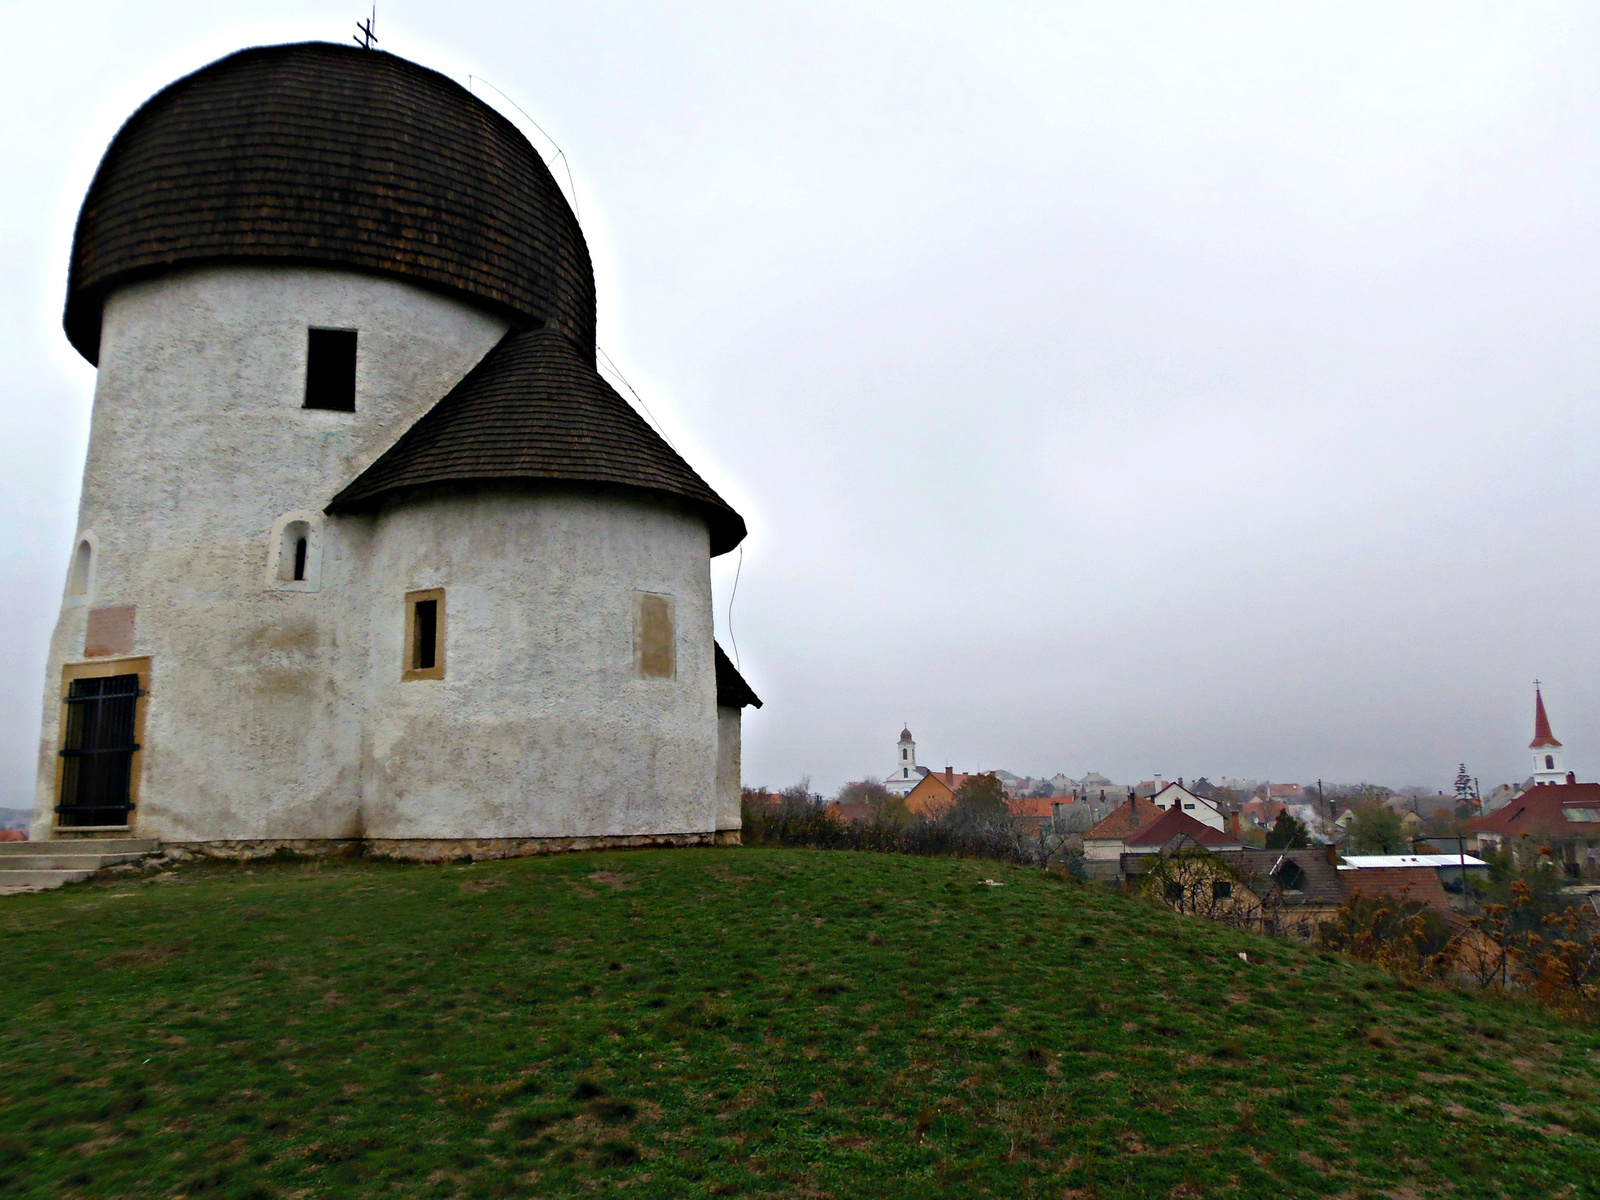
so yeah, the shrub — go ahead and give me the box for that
[1317,889,1457,982]
[740,791,1029,866]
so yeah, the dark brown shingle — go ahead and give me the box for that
[66,42,593,363]
[326,328,746,555]
[715,644,761,709]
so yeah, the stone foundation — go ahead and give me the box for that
[166,829,741,863]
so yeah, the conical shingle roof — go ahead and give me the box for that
[327,328,746,554]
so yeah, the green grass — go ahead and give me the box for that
[2,847,1598,1199]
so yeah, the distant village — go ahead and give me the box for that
[747,688,1600,936]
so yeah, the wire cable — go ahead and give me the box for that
[596,345,680,453]
[467,75,581,221]
[727,543,744,672]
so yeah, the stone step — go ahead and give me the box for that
[0,838,157,856]
[0,869,98,890]
[0,852,148,871]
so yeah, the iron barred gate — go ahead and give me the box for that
[57,673,142,827]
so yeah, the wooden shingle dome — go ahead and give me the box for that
[65,42,594,364]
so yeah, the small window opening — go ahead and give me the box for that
[1546,754,1555,770]
[403,589,446,681]
[902,748,909,760]
[1164,881,1185,904]
[1212,880,1232,900]
[414,601,437,670]
[304,328,358,411]
[68,538,93,597]
[1274,860,1306,891]
[278,521,311,582]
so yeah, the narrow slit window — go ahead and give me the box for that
[403,589,446,680]
[304,328,358,411]
[278,521,311,582]
[414,602,437,669]
[68,538,93,597]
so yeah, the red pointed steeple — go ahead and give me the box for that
[1530,687,1562,749]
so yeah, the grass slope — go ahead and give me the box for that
[2,847,1598,1199]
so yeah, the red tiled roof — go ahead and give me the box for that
[1468,782,1600,839]
[1085,796,1163,840]
[1007,796,1055,820]
[1531,688,1562,749]
[1123,807,1239,848]
[825,802,878,825]
[1338,867,1462,927]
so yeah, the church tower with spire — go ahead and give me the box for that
[886,726,925,796]
[1530,685,1568,786]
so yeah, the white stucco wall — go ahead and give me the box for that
[716,706,742,832]
[1150,785,1225,831]
[34,264,726,844]
[358,488,718,839]
[33,266,498,839]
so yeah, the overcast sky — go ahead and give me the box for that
[2,1,1596,806]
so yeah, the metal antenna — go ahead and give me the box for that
[354,7,378,49]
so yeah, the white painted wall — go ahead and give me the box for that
[359,488,717,839]
[716,706,742,832]
[1150,783,1225,830]
[33,265,725,845]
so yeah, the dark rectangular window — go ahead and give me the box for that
[404,589,445,680]
[58,674,142,827]
[414,600,438,670]
[304,328,358,411]
[1212,880,1233,900]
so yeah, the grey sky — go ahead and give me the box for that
[2,2,1596,805]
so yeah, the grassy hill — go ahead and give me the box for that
[2,847,1597,1199]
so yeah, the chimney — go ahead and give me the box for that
[945,767,953,784]
[1227,812,1241,840]
[1324,842,1339,867]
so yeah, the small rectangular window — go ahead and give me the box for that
[1212,880,1233,900]
[634,592,675,679]
[403,588,445,680]
[304,328,358,411]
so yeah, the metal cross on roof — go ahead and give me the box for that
[354,8,378,49]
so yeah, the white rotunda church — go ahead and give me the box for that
[30,42,760,856]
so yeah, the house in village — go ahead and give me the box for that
[1125,844,1344,936]
[1467,687,1600,878]
[1146,781,1226,830]
[902,768,1010,818]
[1081,795,1241,881]
[1340,854,1488,898]
[29,42,760,856]
[1470,787,1600,878]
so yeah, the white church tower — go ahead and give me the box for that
[1530,685,1568,786]
[886,726,924,796]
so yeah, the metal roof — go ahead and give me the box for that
[1339,854,1488,869]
